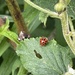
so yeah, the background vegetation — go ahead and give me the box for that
[0,0,75,75]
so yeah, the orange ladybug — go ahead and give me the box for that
[40,37,48,46]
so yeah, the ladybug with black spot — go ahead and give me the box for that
[40,37,48,46]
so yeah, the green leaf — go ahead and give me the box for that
[39,12,49,27]
[0,48,17,75]
[0,30,19,45]
[16,38,74,75]
[0,38,10,56]
[23,3,41,33]
[32,0,57,11]
[55,19,67,46]
[17,0,24,4]
[33,0,75,19]
[67,0,75,19]
[31,17,55,37]
[12,58,21,75]
[17,66,27,75]
[0,18,19,45]
[0,0,6,13]
[12,57,29,75]
[25,0,75,20]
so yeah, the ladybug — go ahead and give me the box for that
[40,37,48,46]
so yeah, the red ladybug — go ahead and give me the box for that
[40,37,48,46]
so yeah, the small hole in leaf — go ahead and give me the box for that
[34,50,42,59]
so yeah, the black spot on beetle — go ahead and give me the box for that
[34,50,42,59]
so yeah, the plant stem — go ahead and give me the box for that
[24,0,59,18]
[69,17,74,32]
[68,17,75,49]
[60,11,75,54]
[5,0,29,34]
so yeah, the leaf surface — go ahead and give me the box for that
[16,38,74,75]
[26,0,75,19]
[0,48,17,75]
